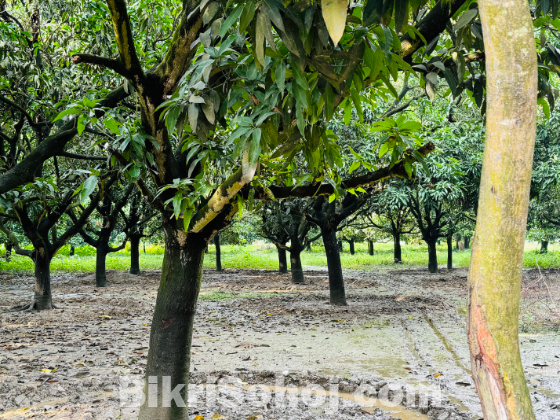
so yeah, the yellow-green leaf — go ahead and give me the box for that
[321,0,348,45]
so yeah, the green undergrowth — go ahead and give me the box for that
[0,241,559,274]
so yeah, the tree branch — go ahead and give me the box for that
[71,53,130,78]
[58,151,107,161]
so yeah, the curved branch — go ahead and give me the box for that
[71,54,130,78]
[58,151,107,161]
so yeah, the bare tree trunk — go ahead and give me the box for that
[322,227,347,306]
[289,248,304,284]
[394,233,402,263]
[540,240,548,254]
[349,238,355,255]
[427,240,438,273]
[33,248,53,310]
[277,244,287,273]
[215,233,222,272]
[447,234,453,270]
[95,245,108,287]
[468,1,537,418]
[368,240,374,256]
[130,235,141,274]
[139,226,206,419]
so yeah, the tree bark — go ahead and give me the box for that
[96,246,108,287]
[447,234,453,270]
[70,245,75,256]
[368,240,374,256]
[5,242,12,262]
[337,240,343,252]
[139,226,206,420]
[33,248,53,310]
[467,1,537,418]
[464,235,470,249]
[290,248,304,284]
[277,245,287,273]
[322,227,347,306]
[394,233,402,263]
[427,240,438,273]
[215,233,222,272]
[540,240,548,254]
[130,235,141,274]
[349,238,355,255]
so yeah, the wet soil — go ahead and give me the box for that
[0,267,559,419]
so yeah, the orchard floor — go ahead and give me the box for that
[0,267,559,420]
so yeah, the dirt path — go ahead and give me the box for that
[0,267,559,419]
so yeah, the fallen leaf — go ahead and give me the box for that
[396,297,405,301]
[194,416,204,420]
[434,373,442,378]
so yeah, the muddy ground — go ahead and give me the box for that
[0,266,559,419]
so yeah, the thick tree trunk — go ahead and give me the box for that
[33,248,53,310]
[394,233,402,263]
[96,246,108,287]
[289,248,304,284]
[215,233,222,272]
[349,239,355,255]
[467,1,537,418]
[139,227,206,420]
[277,245,287,273]
[447,234,453,270]
[322,227,347,306]
[368,240,374,256]
[427,240,438,273]
[540,240,548,254]
[130,235,141,274]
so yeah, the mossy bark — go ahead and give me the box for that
[468,1,537,418]
[138,225,206,420]
[322,227,347,306]
[130,235,141,274]
[33,248,53,310]
[290,248,304,284]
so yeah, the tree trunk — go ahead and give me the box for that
[289,248,304,284]
[447,234,453,270]
[427,240,438,273]
[306,242,311,251]
[468,1,537,418]
[33,248,53,310]
[96,246,108,287]
[456,234,462,250]
[5,242,12,262]
[349,239,355,255]
[69,245,75,256]
[368,240,374,256]
[139,227,206,420]
[322,227,347,306]
[215,233,222,272]
[464,235,470,249]
[394,233,402,263]
[130,235,141,275]
[277,245,287,273]
[540,240,548,254]
[337,240,343,252]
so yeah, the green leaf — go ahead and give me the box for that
[344,99,351,124]
[77,115,86,135]
[255,12,267,68]
[350,88,363,122]
[262,0,285,32]
[183,208,194,231]
[349,161,361,173]
[237,194,244,219]
[173,193,182,220]
[53,107,82,122]
[328,193,336,203]
[249,129,262,165]
[276,61,286,92]
[454,8,478,31]
[324,83,334,121]
[538,97,551,118]
[220,4,244,38]
[290,59,309,89]
[203,2,220,25]
[363,0,383,26]
[394,0,409,33]
[79,176,97,204]
[239,1,256,33]
[379,142,389,158]
[104,118,120,135]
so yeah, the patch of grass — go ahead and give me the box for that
[199,289,285,301]
[1,241,559,274]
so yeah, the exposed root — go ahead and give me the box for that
[9,302,60,312]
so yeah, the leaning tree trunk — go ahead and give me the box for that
[540,240,548,254]
[130,235,141,274]
[95,245,109,287]
[349,239,355,255]
[289,248,305,284]
[139,226,207,419]
[447,234,453,270]
[322,226,347,306]
[467,1,537,418]
[215,233,222,272]
[427,240,438,273]
[394,232,402,263]
[32,247,53,310]
[277,244,288,273]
